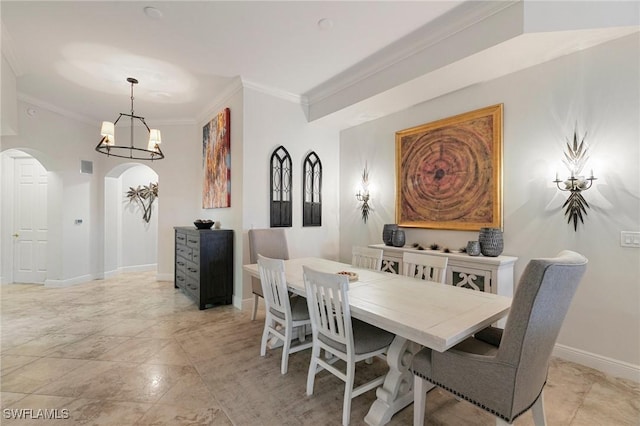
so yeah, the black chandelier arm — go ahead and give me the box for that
[112,113,151,132]
[95,144,164,161]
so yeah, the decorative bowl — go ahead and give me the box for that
[194,220,214,230]
[337,271,359,282]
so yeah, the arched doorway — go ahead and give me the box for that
[103,163,159,277]
[1,149,49,284]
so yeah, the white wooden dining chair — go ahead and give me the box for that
[258,255,312,374]
[351,246,383,271]
[402,252,448,284]
[303,266,395,426]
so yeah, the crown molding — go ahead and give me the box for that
[17,92,97,126]
[241,78,302,104]
[304,1,518,105]
[196,77,244,124]
[1,22,24,76]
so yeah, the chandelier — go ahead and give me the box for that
[96,77,164,160]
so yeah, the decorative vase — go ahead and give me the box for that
[391,229,405,247]
[466,241,481,256]
[382,224,398,246]
[479,227,503,257]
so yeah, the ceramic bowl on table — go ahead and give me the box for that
[194,220,214,230]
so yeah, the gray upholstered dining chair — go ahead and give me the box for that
[351,246,383,271]
[258,255,311,374]
[411,250,588,426]
[303,266,395,426]
[248,228,290,320]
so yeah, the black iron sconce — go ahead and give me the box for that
[553,129,596,231]
[355,163,371,223]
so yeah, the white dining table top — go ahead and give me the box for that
[243,257,511,352]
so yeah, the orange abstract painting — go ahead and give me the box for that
[202,108,231,208]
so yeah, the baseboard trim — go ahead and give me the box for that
[120,264,157,273]
[234,295,249,310]
[553,343,640,383]
[103,270,119,279]
[156,273,173,282]
[44,274,93,288]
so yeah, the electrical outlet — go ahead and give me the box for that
[620,231,640,248]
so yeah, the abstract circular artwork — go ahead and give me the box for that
[395,104,503,231]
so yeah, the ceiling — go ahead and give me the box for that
[1,1,462,125]
[2,1,638,130]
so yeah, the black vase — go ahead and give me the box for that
[382,224,398,246]
[391,230,405,247]
[479,228,504,257]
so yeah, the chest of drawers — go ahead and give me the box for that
[174,227,233,309]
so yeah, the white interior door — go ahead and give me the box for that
[13,157,48,283]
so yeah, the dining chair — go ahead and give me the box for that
[303,266,395,426]
[411,250,588,426]
[402,252,448,284]
[248,228,290,320]
[351,246,383,271]
[257,255,312,374]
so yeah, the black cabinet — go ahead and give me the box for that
[174,227,233,309]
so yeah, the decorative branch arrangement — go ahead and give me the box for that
[553,129,596,231]
[126,182,159,223]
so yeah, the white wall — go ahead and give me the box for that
[339,34,640,377]
[119,165,158,270]
[0,97,198,286]
[0,100,103,286]
[242,88,341,300]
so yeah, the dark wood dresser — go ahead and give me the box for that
[174,227,233,309]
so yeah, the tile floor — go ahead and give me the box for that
[1,272,638,425]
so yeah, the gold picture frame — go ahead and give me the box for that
[395,104,503,231]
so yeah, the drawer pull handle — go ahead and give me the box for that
[188,239,197,243]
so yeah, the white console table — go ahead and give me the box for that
[369,243,517,298]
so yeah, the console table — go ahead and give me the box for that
[368,243,517,298]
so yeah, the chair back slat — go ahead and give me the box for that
[352,246,383,271]
[402,252,448,283]
[258,255,290,318]
[304,266,351,347]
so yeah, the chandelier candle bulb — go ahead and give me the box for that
[100,121,115,145]
[148,129,162,151]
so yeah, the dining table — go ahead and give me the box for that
[243,256,512,426]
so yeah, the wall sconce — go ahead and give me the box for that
[355,163,371,223]
[553,129,597,231]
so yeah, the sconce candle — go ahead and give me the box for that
[553,129,596,231]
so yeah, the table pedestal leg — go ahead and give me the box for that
[364,336,423,425]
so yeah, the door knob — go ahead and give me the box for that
[12,233,19,238]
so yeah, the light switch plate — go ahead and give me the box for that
[621,231,640,248]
